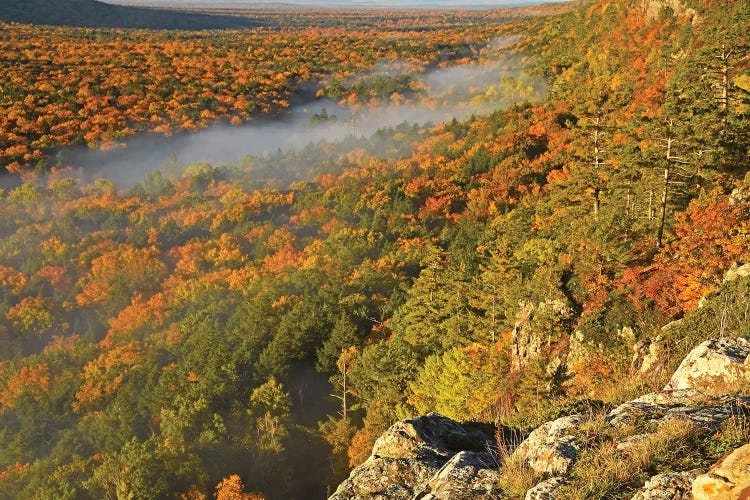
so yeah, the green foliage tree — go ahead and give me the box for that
[408,343,509,421]
[247,377,291,454]
[391,247,482,357]
[350,339,420,423]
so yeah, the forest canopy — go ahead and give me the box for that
[0,0,749,498]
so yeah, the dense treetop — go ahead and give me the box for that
[0,4,564,174]
[0,0,748,498]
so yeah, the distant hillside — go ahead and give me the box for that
[0,0,258,29]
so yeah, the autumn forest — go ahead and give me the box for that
[0,0,749,498]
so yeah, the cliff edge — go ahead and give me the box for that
[331,336,750,499]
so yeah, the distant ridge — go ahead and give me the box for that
[0,0,258,29]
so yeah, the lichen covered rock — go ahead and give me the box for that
[415,451,501,499]
[524,477,566,500]
[724,262,750,283]
[632,334,669,377]
[631,470,700,500]
[511,299,574,371]
[329,413,495,500]
[370,413,492,462]
[512,415,581,475]
[607,392,750,428]
[330,337,750,500]
[664,338,750,395]
[330,457,441,499]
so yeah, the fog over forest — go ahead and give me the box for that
[59,45,542,187]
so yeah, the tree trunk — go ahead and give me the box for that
[657,166,669,248]
[593,189,600,217]
[342,370,347,421]
[648,189,654,220]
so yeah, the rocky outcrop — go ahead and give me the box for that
[631,470,701,499]
[607,391,750,428]
[330,337,750,499]
[368,413,491,462]
[329,413,496,499]
[511,301,541,371]
[724,262,750,283]
[692,443,750,500]
[416,451,500,499]
[698,263,750,308]
[729,184,750,206]
[641,0,697,22]
[511,299,574,371]
[511,415,581,476]
[524,477,565,499]
[664,337,750,395]
[632,334,669,377]
[330,457,440,499]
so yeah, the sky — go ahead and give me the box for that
[109,0,566,7]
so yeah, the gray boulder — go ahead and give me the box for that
[369,413,491,462]
[329,413,495,500]
[511,415,582,476]
[631,470,701,500]
[664,337,750,395]
[724,262,750,283]
[607,391,750,428]
[415,451,501,499]
[524,477,566,499]
[330,457,441,499]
